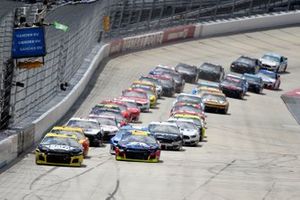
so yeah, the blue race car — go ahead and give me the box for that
[243,73,264,94]
[257,69,281,90]
[110,125,148,154]
[115,131,161,163]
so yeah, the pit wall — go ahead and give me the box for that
[1,10,299,168]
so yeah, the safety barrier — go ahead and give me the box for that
[1,10,300,169]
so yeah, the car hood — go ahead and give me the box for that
[101,125,119,132]
[260,58,279,66]
[152,132,180,139]
[120,142,157,150]
[84,128,101,135]
[179,128,198,136]
[122,96,148,104]
[41,144,79,152]
[258,75,275,83]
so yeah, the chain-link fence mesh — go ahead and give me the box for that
[0,0,299,130]
[107,0,300,38]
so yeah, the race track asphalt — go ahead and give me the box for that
[1,26,300,200]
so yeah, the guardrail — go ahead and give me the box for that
[1,10,299,169]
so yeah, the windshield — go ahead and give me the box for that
[200,64,220,73]
[177,95,202,104]
[159,78,173,86]
[259,71,276,79]
[120,135,157,146]
[96,117,117,126]
[176,64,196,73]
[140,77,160,86]
[90,107,120,115]
[41,136,80,147]
[175,121,197,130]
[123,91,147,99]
[149,124,180,134]
[262,55,280,62]
[123,101,138,109]
[49,130,85,140]
[67,120,99,129]
[237,57,255,65]
[173,105,202,113]
[202,94,226,102]
[222,78,243,87]
[244,75,262,83]
[198,82,220,89]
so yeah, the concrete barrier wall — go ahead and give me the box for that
[1,10,300,168]
[195,11,300,38]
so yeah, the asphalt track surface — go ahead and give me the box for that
[1,26,300,200]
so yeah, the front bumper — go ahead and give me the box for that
[183,135,199,145]
[137,102,150,112]
[36,152,83,167]
[115,149,160,163]
[162,87,175,97]
[261,64,277,71]
[181,74,196,83]
[222,88,243,98]
[158,139,182,150]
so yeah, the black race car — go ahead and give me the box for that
[220,76,245,99]
[35,133,84,167]
[148,74,175,97]
[198,62,225,82]
[230,56,261,74]
[175,63,198,83]
[243,73,264,94]
[150,66,185,93]
[148,122,183,150]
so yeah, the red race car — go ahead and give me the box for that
[115,97,141,122]
[101,100,133,122]
[121,89,150,112]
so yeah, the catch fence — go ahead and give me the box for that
[0,0,299,130]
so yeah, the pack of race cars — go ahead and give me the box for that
[35,52,287,166]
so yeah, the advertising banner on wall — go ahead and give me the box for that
[11,27,46,59]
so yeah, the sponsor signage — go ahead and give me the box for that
[12,27,46,59]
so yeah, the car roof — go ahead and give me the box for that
[149,121,178,127]
[264,52,281,58]
[238,55,257,61]
[259,69,276,75]
[45,132,77,139]
[51,126,83,133]
[243,73,261,78]
[177,93,201,98]
[131,130,150,136]
[202,91,226,97]
[173,113,201,120]
[200,62,221,68]
[89,114,116,120]
[168,118,195,123]
[68,117,98,123]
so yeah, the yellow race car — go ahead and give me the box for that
[171,113,206,141]
[201,92,229,114]
[51,126,90,157]
[35,133,84,167]
[132,80,158,98]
